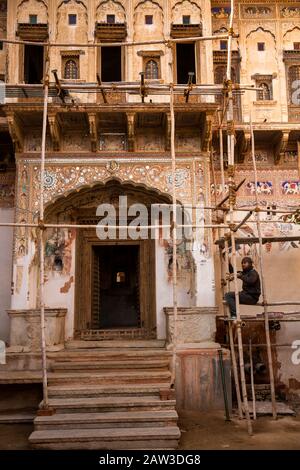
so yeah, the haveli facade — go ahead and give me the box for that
[0,0,300,416]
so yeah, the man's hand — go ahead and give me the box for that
[237,271,243,279]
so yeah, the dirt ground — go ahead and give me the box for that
[178,410,300,450]
[0,411,299,450]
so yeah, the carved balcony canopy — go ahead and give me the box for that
[17,23,49,42]
[170,23,202,39]
[213,50,241,64]
[283,50,300,63]
[95,22,127,42]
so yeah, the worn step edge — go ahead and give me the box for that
[29,426,181,443]
[34,410,178,425]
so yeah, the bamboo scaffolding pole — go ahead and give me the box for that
[250,116,277,420]
[215,102,243,419]
[168,44,178,388]
[0,223,230,229]
[220,232,244,419]
[39,50,50,411]
[0,34,237,48]
[224,343,300,348]
[249,339,257,420]
[218,110,226,193]
[226,0,253,436]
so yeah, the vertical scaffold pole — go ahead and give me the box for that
[249,116,277,419]
[222,232,244,419]
[39,47,50,409]
[226,0,253,435]
[168,42,178,387]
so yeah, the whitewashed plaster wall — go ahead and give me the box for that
[0,208,14,343]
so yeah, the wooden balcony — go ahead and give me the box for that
[95,23,127,42]
[170,24,202,39]
[17,23,48,41]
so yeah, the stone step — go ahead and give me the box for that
[51,359,169,371]
[29,426,180,450]
[49,370,171,386]
[44,396,176,413]
[65,340,166,350]
[34,410,178,430]
[48,383,170,398]
[51,349,172,360]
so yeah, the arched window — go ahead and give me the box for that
[145,59,159,79]
[288,65,300,102]
[64,59,79,79]
[258,82,271,101]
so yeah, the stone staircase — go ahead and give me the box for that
[29,340,180,450]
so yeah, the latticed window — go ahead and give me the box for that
[257,82,271,101]
[145,59,159,79]
[288,65,300,102]
[64,59,79,79]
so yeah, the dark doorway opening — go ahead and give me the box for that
[24,45,44,84]
[101,46,122,82]
[176,43,196,84]
[92,245,140,329]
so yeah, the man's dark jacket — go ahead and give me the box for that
[239,268,261,299]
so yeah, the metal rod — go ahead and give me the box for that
[249,339,256,420]
[250,115,277,420]
[232,211,253,232]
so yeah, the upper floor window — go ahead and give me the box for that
[257,82,272,101]
[288,65,300,103]
[294,42,300,50]
[107,14,115,24]
[68,14,77,25]
[145,15,153,25]
[29,14,37,24]
[145,59,159,79]
[257,42,265,51]
[64,58,79,79]
[253,74,273,101]
[220,40,227,50]
[182,15,190,25]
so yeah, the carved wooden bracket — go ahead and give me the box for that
[236,130,251,163]
[88,114,98,152]
[126,112,135,152]
[273,131,290,165]
[201,115,213,152]
[7,113,23,153]
[48,114,61,151]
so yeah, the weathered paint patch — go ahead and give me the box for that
[60,276,74,294]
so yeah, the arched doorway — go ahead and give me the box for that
[45,179,172,340]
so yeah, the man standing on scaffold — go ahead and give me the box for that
[225,257,261,319]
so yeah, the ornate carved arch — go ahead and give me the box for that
[17,0,48,21]
[246,26,276,42]
[134,0,163,14]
